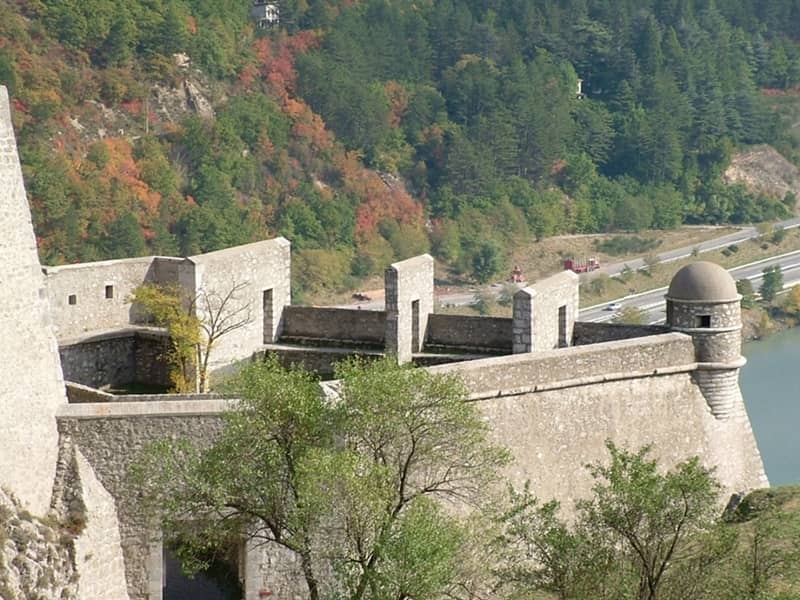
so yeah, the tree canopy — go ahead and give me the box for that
[134,355,509,599]
[2,0,799,292]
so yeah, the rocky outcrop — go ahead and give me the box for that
[184,80,215,119]
[723,144,800,209]
[0,489,78,600]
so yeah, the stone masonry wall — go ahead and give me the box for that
[60,333,137,388]
[44,258,158,340]
[281,306,386,347]
[189,238,291,376]
[475,372,767,515]
[572,322,670,345]
[384,255,434,363]
[57,401,230,600]
[513,271,579,353]
[0,85,67,515]
[57,400,312,600]
[59,329,171,388]
[435,332,697,397]
[262,345,384,379]
[426,314,512,352]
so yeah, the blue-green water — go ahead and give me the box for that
[741,326,800,486]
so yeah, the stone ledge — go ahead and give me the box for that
[57,399,234,419]
[467,363,698,400]
[58,326,167,347]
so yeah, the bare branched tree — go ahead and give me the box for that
[193,281,253,392]
[131,280,252,392]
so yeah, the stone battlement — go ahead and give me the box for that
[0,84,768,600]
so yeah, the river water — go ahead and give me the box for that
[740,326,800,486]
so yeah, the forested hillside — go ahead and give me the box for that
[1,0,799,295]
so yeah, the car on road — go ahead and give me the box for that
[606,302,622,311]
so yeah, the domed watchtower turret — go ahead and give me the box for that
[666,262,746,419]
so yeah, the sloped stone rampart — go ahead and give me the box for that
[0,85,66,515]
[477,372,767,516]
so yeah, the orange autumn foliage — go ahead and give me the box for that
[333,151,423,237]
[93,138,162,217]
[384,81,409,128]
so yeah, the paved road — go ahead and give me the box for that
[582,249,800,324]
[598,215,800,277]
[342,217,800,311]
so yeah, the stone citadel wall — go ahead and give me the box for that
[429,334,768,505]
[0,83,768,599]
[0,86,68,515]
[58,329,767,599]
[0,85,130,599]
[43,257,182,339]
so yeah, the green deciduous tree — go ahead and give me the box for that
[135,356,509,599]
[721,488,800,599]
[130,281,252,392]
[497,442,728,600]
[737,279,756,310]
[759,265,783,303]
[470,240,502,283]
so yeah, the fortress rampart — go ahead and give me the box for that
[53,327,767,598]
[0,86,67,515]
[43,256,183,339]
[0,85,768,600]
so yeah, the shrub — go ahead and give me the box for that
[595,236,661,256]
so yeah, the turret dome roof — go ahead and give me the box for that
[667,261,739,302]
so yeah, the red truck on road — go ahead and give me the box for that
[564,257,600,273]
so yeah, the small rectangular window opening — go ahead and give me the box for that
[411,299,420,352]
[263,289,274,344]
[695,315,711,328]
[105,285,114,299]
[68,294,77,305]
[558,305,568,348]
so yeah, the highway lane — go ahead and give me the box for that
[597,216,800,277]
[582,249,800,324]
[342,219,800,311]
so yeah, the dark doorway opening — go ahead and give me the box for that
[163,544,242,600]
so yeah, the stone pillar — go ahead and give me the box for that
[384,255,434,364]
[147,534,164,600]
[512,271,578,353]
[512,288,534,354]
